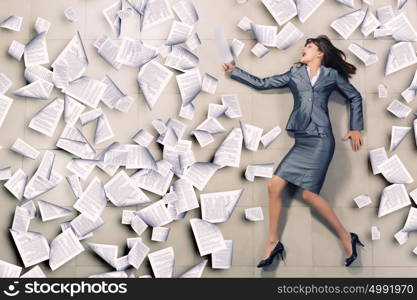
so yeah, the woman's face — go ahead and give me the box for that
[300,42,323,64]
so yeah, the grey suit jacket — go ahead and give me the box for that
[230,63,364,132]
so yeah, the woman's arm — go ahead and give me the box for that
[335,70,364,151]
[334,70,364,131]
[228,65,292,90]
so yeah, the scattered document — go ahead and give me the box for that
[0,15,23,31]
[330,9,365,40]
[211,239,233,269]
[354,194,372,208]
[385,42,417,76]
[148,246,175,278]
[296,0,324,23]
[214,27,233,63]
[190,218,227,256]
[369,147,388,175]
[49,228,84,271]
[245,163,274,181]
[371,226,380,240]
[378,183,411,217]
[64,7,79,22]
[389,126,411,152]
[245,207,264,221]
[348,43,378,66]
[387,99,411,118]
[378,154,413,184]
[378,84,388,98]
[275,22,304,50]
[200,189,243,223]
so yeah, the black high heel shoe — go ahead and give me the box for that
[345,232,365,267]
[257,241,285,268]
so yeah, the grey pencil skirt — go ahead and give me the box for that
[274,120,335,195]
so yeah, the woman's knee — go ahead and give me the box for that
[267,176,285,193]
[302,189,317,202]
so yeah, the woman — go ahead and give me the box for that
[223,35,365,268]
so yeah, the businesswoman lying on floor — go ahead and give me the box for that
[223,35,365,268]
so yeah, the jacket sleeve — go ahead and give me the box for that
[335,70,364,131]
[230,66,292,90]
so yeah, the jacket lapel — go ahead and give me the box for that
[313,66,330,89]
[298,64,330,89]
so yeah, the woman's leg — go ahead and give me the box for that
[261,175,288,260]
[301,189,352,257]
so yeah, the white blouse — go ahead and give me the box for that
[306,65,322,86]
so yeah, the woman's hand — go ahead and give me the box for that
[222,62,235,73]
[342,130,363,152]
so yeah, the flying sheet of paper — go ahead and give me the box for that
[148,246,175,278]
[190,218,227,256]
[49,228,84,271]
[389,126,411,152]
[251,43,270,58]
[348,43,378,66]
[378,183,411,217]
[330,9,365,40]
[172,0,199,25]
[35,17,51,34]
[137,60,173,110]
[240,121,263,152]
[385,12,417,42]
[385,42,417,76]
[245,207,264,221]
[369,147,388,175]
[200,189,243,223]
[371,226,380,240]
[336,0,355,8]
[38,199,72,221]
[214,27,234,63]
[141,0,174,31]
[296,0,324,23]
[179,259,207,278]
[10,138,39,160]
[28,97,64,137]
[0,15,23,31]
[387,99,411,118]
[245,163,274,181]
[401,70,417,103]
[261,125,282,148]
[378,84,388,98]
[394,229,409,245]
[376,5,395,28]
[402,207,417,232]
[151,227,170,242]
[231,38,245,58]
[250,23,277,47]
[24,32,49,68]
[10,229,50,268]
[213,128,243,168]
[8,40,25,61]
[378,154,413,184]
[183,162,220,191]
[262,0,297,26]
[354,194,372,208]
[360,7,380,37]
[275,22,304,50]
[64,7,79,22]
[0,95,13,130]
[211,239,233,269]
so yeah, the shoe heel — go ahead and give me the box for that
[357,238,365,247]
[279,249,286,265]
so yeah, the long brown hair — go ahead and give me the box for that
[298,35,357,80]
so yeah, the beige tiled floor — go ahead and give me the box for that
[0,0,416,278]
